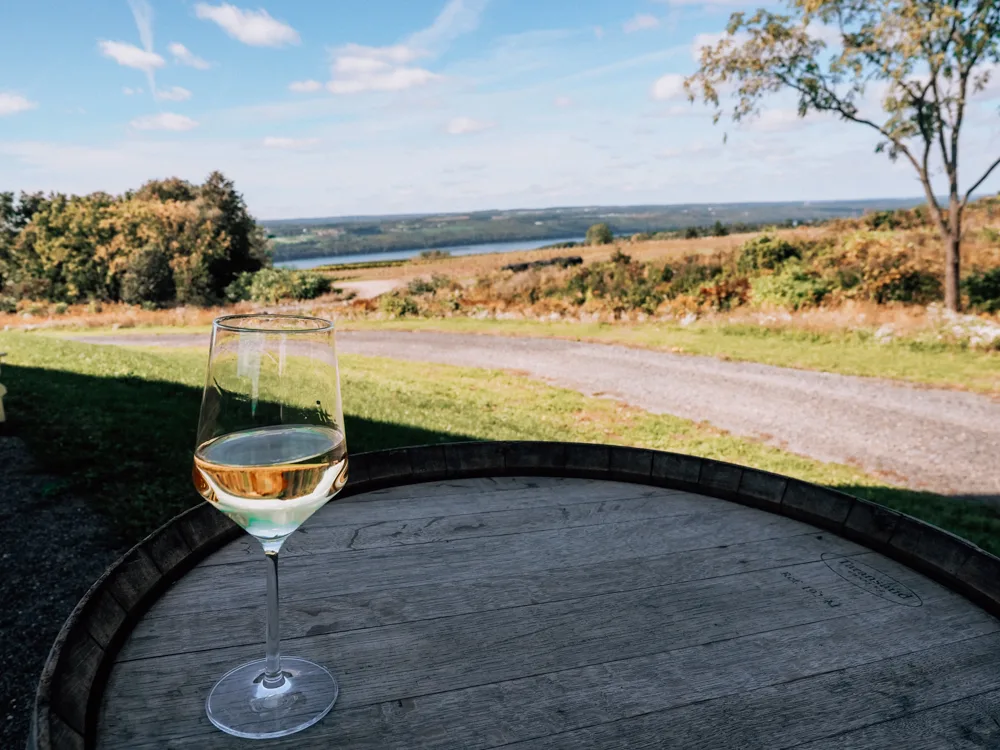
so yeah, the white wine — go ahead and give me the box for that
[194,424,348,542]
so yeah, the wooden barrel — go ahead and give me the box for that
[30,442,1000,748]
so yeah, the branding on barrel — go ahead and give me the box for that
[821,553,923,607]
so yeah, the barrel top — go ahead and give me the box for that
[33,443,1000,749]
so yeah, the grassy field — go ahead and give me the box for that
[342,317,1000,394]
[1,331,997,554]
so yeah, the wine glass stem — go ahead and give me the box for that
[263,550,284,688]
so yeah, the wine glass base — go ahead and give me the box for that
[205,657,338,739]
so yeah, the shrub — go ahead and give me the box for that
[224,272,254,303]
[752,265,832,310]
[379,293,419,317]
[120,245,176,307]
[53,302,69,315]
[698,277,750,311]
[737,235,801,272]
[406,274,453,295]
[0,296,16,314]
[666,256,722,296]
[585,223,614,246]
[711,220,729,237]
[566,255,662,315]
[225,268,331,304]
[981,227,1000,244]
[419,249,451,260]
[684,227,700,239]
[964,268,1000,313]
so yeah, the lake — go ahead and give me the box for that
[275,237,585,270]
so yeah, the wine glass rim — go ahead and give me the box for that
[214,313,334,333]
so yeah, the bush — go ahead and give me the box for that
[737,235,801,272]
[406,275,453,295]
[566,255,662,315]
[684,227,700,239]
[419,249,451,260]
[53,302,69,315]
[225,268,332,304]
[120,245,176,307]
[698,277,750,311]
[711,220,729,237]
[665,256,722,296]
[585,223,614,246]
[379,293,419,317]
[752,265,832,310]
[0,296,16,314]
[964,268,1000,313]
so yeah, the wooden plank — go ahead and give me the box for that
[98,551,975,745]
[99,567,998,749]
[139,504,812,617]
[126,532,867,660]
[791,688,1000,749]
[488,632,1000,750]
[206,488,736,565]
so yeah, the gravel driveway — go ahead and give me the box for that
[71,330,1000,497]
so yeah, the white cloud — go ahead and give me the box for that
[407,0,488,54]
[446,116,494,135]
[623,14,660,33]
[122,86,144,95]
[554,96,573,108]
[169,42,211,69]
[651,73,686,100]
[262,136,321,150]
[745,108,814,132]
[594,26,606,40]
[155,86,192,102]
[289,79,323,93]
[328,66,441,94]
[325,0,487,95]
[129,112,199,131]
[0,93,37,117]
[195,3,300,47]
[98,40,165,72]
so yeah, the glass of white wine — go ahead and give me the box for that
[193,314,348,739]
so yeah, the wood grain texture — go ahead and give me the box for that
[95,476,1000,749]
[30,442,1000,750]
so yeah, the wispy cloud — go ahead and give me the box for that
[195,3,300,47]
[155,86,192,102]
[129,112,198,131]
[446,116,494,135]
[262,136,321,150]
[651,73,685,100]
[623,14,660,33]
[169,42,211,69]
[554,96,573,108]
[325,0,487,95]
[593,26,605,40]
[98,41,164,72]
[127,0,159,94]
[122,86,144,96]
[289,79,323,93]
[0,93,38,117]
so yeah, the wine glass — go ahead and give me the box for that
[192,314,348,739]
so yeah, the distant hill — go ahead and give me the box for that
[263,198,924,262]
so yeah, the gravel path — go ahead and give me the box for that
[0,437,122,748]
[72,330,1000,498]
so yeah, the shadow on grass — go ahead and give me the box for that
[2,364,476,546]
[839,484,1000,557]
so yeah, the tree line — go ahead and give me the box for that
[0,172,268,310]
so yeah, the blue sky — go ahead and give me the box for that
[0,0,998,219]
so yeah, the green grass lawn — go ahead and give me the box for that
[1,330,997,554]
[343,317,1000,394]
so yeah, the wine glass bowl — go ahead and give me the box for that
[192,314,347,739]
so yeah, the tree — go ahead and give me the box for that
[120,244,176,307]
[712,220,730,237]
[685,0,1000,310]
[586,222,614,245]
